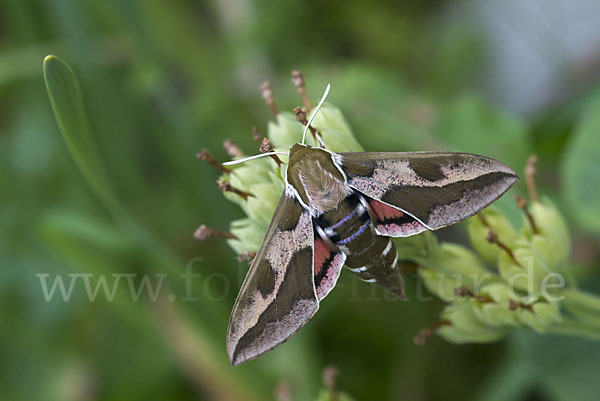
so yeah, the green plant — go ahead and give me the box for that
[203,77,600,349]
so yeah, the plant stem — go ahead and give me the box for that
[557,288,600,336]
[560,288,600,316]
[548,318,600,339]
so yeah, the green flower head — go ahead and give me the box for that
[200,80,597,349]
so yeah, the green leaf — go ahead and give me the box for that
[43,55,119,212]
[562,93,600,233]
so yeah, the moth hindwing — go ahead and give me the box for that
[226,144,518,365]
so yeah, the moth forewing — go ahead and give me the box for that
[226,188,319,366]
[338,151,519,230]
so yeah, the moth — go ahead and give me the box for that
[223,85,518,366]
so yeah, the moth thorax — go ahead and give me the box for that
[297,160,350,213]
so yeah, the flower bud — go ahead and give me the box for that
[470,283,519,327]
[419,243,496,301]
[514,299,562,332]
[419,268,462,302]
[228,158,275,192]
[266,171,285,193]
[228,218,267,254]
[437,300,509,343]
[467,208,517,265]
[220,186,246,210]
[245,183,281,226]
[497,239,556,298]
[309,104,364,152]
[523,198,570,272]
[393,230,438,264]
[267,112,304,150]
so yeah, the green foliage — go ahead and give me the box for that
[562,94,600,233]
[43,55,119,212]
[2,1,600,401]
[421,199,600,343]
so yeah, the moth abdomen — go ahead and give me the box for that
[316,193,368,245]
[315,193,405,297]
[345,233,404,298]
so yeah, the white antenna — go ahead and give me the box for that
[221,82,331,167]
[222,151,288,166]
[301,83,331,145]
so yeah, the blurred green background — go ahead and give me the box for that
[2,0,600,400]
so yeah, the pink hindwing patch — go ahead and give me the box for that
[313,237,345,300]
[367,198,428,237]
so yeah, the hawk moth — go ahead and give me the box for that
[222,85,518,365]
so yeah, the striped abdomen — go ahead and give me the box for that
[315,193,404,297]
